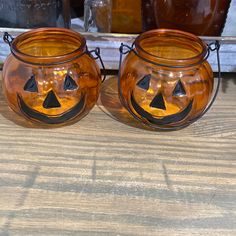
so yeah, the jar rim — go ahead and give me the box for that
[11,28,86,65]
[134,29,208,67]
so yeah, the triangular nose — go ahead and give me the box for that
[150,93,166,110]
[43,90,61,109]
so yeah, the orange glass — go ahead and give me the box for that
[112,0,142,33]
[119,29,214,130]
[3,28,101,126]
[152,0,231,36]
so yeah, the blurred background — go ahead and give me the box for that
[0,0,235,36]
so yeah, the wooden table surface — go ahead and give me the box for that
[0,72,235,236]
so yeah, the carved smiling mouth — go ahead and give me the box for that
[130,92,193,126]
[17,94,86,124]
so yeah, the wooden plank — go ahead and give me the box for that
[1,28,236,72]
[0,71,235,235]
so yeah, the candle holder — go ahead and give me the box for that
[3,28,104,126]
[118,29,221,130]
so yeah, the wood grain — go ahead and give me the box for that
[0,72,235,236]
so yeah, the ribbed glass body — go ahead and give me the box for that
[3,28,101,126]
[119,29,214,130]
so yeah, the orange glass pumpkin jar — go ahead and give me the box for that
[3,28,102,126]
[119,29,220,130]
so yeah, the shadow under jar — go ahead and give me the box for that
[119,29,214,130]
[142,0,231,36]
[3,28,101,126]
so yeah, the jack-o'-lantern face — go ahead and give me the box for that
[5,65,100,125]
[130,74,194,126]
[2,28,101,126]
[118,29,215,130]
[18,73,84,124]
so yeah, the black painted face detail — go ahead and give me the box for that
[64,74,78,91]
[150,93,166,110]
[19,73,85,124]
[43,90,61,109]
[131,77,192,125]
[172,80,186,96]
[24,75,38,92]
[17,94,86,124]
[131,93,193,125]
[137,74,151,90]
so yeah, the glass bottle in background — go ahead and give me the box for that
[0,0,71,28]
[141,0,231,36]
[112,0,142,33]
[84,0,112,33]
[153,0,231,36]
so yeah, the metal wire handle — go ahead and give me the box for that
[3,32,107,81]
[199,41,221,120]
[87,47,106,82]
[118,41,222,131]
[119,42,212,68]
[3,32,14,46]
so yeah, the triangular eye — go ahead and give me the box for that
[137,74,151,90]
[64,75,78,91]
[24,75,38,92]
[150,93,166,110]
[172,80,186,97]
